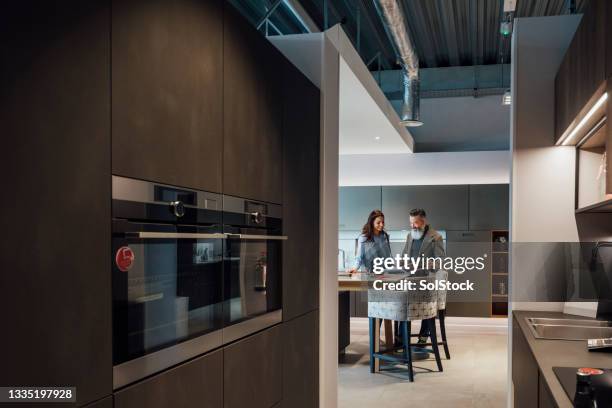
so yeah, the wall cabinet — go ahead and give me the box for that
[0,2,112,406]
[282,62,320,320]
[224,325,283,408]
[555,0,607,142]
[115,350,223,408]
[338,187,381,230]
[223,4,284,203]
[112,0,223,192]
[382,186,469,231]
[468,184,509,230]
[282,312,318,408]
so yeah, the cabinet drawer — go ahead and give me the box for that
[224,325,283,408]
[114,350,223,408]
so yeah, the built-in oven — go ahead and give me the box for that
[112,176,224,389]
[222,195,285,343]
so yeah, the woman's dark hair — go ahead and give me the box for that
[361,210,388,242]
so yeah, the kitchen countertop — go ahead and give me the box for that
[514,310,612,407]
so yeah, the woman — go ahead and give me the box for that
[349,209,391,274]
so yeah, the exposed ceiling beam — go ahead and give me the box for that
[283,0,320,32]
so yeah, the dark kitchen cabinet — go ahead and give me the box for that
[224,325,283,408]
[512,316,539,408]
[555,0,607,142]
[382,186,469,230]
[223,4,284,203]
[339,187,382,230]
[608,2,612,79]
[84,396,113,408]
[112,0,223,192]
[468,184,509,230]
[0,1,112,406]
[115,350,222,408]
[283,311,319,408]
[282,62,320,320]
[538,376,556,408]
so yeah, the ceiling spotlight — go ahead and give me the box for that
[375,136,381,140]
[502,90,512,105]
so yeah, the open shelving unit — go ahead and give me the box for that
[491,230,509,317]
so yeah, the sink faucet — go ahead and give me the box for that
[338,249,346,270]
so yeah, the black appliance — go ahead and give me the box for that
[111,176,284,389]
[221,195,285,343]
[553,366,612,405]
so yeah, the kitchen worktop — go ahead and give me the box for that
[514,310,612,407]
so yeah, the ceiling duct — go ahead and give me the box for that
[373,0,423,127]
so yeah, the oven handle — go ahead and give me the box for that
[135,232,227,239]
[225,233,288,240]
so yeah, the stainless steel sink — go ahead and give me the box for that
[525,317,612,341]
[526,317,612,327]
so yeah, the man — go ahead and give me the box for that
[401,208,445,344]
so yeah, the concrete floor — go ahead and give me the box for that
[338,317,508,408]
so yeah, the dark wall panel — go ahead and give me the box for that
[0,1,112,405]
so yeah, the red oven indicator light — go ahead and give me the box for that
[116,246,135,272]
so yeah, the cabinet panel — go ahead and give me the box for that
[282,62,320,320]
[538,374,556,408]
[223,4,283,203]
[112,0,223,192]
[224,325,283,408]
[283,312,319,408]
[115,350,223,408]
[382,186,469,231]
[339,187,382,230]
[468,184,509,230]
[0,2,112,405]
[84,396,113,408]
[555,0,607,142]
[607,1,612,79]
[512,317,539,408]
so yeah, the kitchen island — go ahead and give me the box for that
[513,310,612,407]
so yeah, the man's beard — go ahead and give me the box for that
[411,228,424,240]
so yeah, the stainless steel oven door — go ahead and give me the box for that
[112,221,225,389]
[222,231,286,343]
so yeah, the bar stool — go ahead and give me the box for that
[409,270,451,359]
[368,275,443,381]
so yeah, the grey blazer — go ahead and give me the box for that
[401,227,446,258]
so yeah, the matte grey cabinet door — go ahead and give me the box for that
[0,2,112,405]
[512,318,538,408]
[445,231,491,318]
[224,325,283,408]
[282,62,320,320]
[223,4,283,203]
[468,184,509,230]
[112,0,223,192]
[339,187,382,230]
[382,186,469,230]
[283,311,319,408]
[115,350,223,408]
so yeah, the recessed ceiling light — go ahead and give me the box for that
[375,136,380,140]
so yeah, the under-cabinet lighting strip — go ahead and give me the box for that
[558,92,608,146]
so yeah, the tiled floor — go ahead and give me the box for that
[338,317,508,408]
